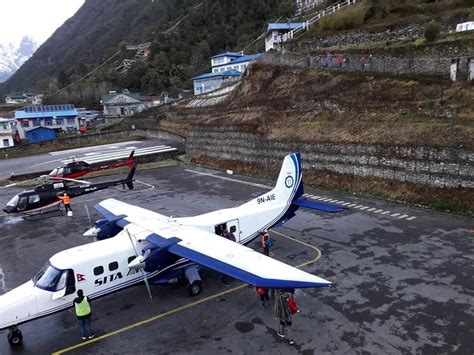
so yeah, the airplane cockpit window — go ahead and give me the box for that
[6,195,19,207]
[49,168,59,176]
[33,262,67,292]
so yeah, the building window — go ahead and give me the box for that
[2,139,9,147]
[67,118,75,125]
[21,121,30,128]
[45,119,53,126]
[1,124,7,130]
[93,266,104,276]
[240,65,246,72]
[56,118,63,125]
[33,120,40,127]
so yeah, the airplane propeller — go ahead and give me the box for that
[125,228,153,300]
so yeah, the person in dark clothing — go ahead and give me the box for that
[74,289,94,340]
[261,230,272,256]
[274,289,295,345]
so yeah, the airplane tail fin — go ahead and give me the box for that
[127,150,135,168]
[238,153,303,230]
[124,164,136,190]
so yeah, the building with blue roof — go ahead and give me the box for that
[15,104,79,141]
[192,52,262,95]
[265,22,305,52]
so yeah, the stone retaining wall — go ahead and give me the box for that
[188,126,473,189]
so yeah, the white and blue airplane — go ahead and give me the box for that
[0,153,345,345]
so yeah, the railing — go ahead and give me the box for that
[289,0,358,40]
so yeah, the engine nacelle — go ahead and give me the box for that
[83,219,123,240]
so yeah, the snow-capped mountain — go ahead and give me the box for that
[0,37,38,83]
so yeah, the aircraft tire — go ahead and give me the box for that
[7,328,22,346]
[188,280,202,297]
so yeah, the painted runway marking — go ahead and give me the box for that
[407,216,417,221]
[185,169,418,221]
[48,141,142,156]
[52,230,322,354]
[185,169,272,190]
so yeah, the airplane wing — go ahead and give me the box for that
[95,199,332,289]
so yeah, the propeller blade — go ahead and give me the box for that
[125,227,140,256]
[84,205,92,228]
[124,228,152,300]
[141,270,153,300]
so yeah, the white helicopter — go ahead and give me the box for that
[0,153,345,345]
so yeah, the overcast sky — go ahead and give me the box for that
[0,0,85,46]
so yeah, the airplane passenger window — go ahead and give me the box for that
[109,262,119,271]
[93,266,104,276]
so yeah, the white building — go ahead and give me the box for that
[265,23,305,52]
[456,22,474,32]
[101,90,147,117]
[5,93,43,105]
[0,118,16,148]
[192,52,262,95]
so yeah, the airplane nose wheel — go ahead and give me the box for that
[188,280,202,297]
[7,326,23,346]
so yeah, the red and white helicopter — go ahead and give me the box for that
[48,150,135,179]
[0,153,345,345]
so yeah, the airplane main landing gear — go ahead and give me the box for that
[184,265,202,297]
[8,326,22,346]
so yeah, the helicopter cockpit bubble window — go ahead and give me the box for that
[33,262,68,292]
[6,195,19,207]
[49,168,59,176]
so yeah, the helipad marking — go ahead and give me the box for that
[52,230,323,354]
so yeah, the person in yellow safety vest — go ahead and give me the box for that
[74,289,95,340]
[58,192,72,213]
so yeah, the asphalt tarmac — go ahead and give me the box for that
[0,160,472,354]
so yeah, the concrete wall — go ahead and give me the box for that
[187,126,474,189]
